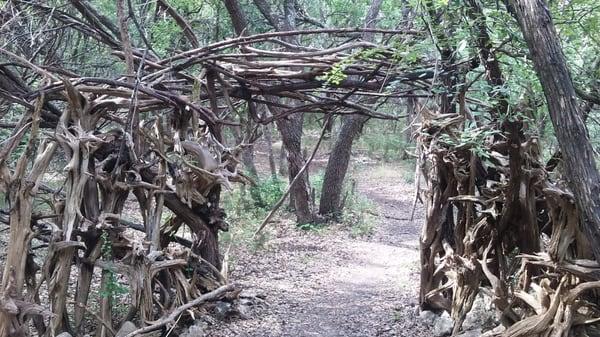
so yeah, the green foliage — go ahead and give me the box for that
[310,171,325,204]
[249,176,285,209]
[149,19,182,55]
[99,231,128,299]
[99,271,129,299]
[438,121,499,163]
[341,186,376,237]
[356,120,410,162]
[319,48,385,86]
[298,222,325,231]
[319,61,349,86]
[364,132,407,162]
[392,40,430,65]
[221,177,285,252]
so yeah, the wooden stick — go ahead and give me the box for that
[69,301,117,336]
[253,114,332,237]
[122,283,236,337]
[161,28,422,64]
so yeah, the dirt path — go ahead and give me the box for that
[204,164,431,337]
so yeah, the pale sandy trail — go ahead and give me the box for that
[204,164,431,337]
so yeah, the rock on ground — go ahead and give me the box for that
[432,312,453,337]
[116,321,137,337]
[181,321,209,337]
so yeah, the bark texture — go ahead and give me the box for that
[319,115,367,215]
[509,0,600,263]
[318,0,383,216]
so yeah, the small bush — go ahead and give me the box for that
[221,177,285,252]
[310,170,325,204]
[341,188,376,237]
[249,176,285,209]
[298,222,326,232]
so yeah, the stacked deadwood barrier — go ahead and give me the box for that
[417,88,600,336]
[415,0,600,335]
[0,3,428,336]
[2,2,599,337]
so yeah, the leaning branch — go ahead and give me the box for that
[254,114,332,236]
[123,283,237,337]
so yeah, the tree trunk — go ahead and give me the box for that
[275,114,314,223]
[509,0,600,262]
[319,115,368,216]
[318,0,383,216]
[232,115,258,178]
[264,124,278,178]
[404,96,416,145]
[222,0,249,34]
[278,144,288,177]
[0,101,57,336]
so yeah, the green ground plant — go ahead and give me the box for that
[99,231,129,299]
[221,177,285,252]
[355,120,411,162]
[341,187,377,237]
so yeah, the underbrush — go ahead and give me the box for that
[355,120,412,162]
[222,167,379,260]
[342,191,377,237]
[221,176,285,252]
[371,160,416,185]
[310,170,376,237]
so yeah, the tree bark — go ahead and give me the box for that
[508,0,600,263]
[275,113,314,223]
[319,115,368,215]
[222,0,249,35]
[318,0,383,216]
[264,124,278,178]
[278,144,288,177]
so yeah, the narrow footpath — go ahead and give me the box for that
[205,164,431,337]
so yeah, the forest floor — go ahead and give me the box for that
[203,163,433,337]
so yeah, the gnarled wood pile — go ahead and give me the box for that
[0,3,423,335]
[417,104,600,336]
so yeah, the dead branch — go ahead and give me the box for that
[254,114,333,236]
[122,283,237,337]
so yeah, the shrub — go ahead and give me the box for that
[341,185,376,237]
[249,176,285,210]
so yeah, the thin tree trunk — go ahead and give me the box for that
[275,114,313,223]
[278,145,288,176]
[222,0,249,34]
[404,96,416,145]
[319,115,368,215]
[242,119,258,178]
[508,0,600,262]
[318,0,383,216]
[264,124,278,178]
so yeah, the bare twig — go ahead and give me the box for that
[122,284,237,337]
[254,114,332,236]
[69,301,117,336]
